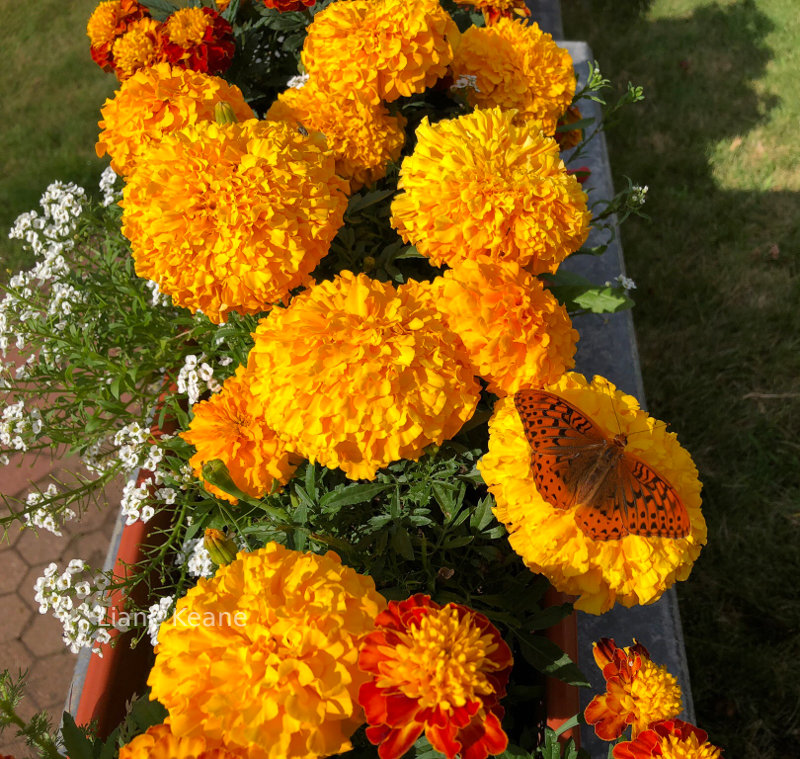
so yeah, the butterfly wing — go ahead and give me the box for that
[618,452,691,538]
[514,389,610,511]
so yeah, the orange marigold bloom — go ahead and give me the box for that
[451,18,575,134]
[302,0,459,105]
[88,0,149,72]
[266,80,406,193]
[120,119,348,324]
[119,722,247,759]
[181,367,301,503]
[391,107,590,274]
[96,62,254,176]
[246,272,480,480]
[585,638,683,741]
[112,16,163,79]
[478,373,707,614]
[458,0,530,25]
[161,7,235,75]
[613,720,723,759]
[148,543,387,759]
[433,258,577,395]
[359,594,512,759]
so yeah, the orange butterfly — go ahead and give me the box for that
[513,389,691,541]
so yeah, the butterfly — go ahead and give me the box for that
[513,389,691,541]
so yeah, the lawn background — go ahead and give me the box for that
[1,0,798,757]
[563,1,800,756]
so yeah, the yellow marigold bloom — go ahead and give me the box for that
[148,543,387,759]
[302,0,459,105]
[121,119,348,324]
[87,1,125,47]
[164,7,211,47]
[266,80,406,193]
[433,258,577,395]
[478,373,706,614]
[585,638,682,741]
[391,107,590,274]
[451,18,575,134]
[112,17,162,80]
[119,721,246,759]
[613,720,722,759]
[181,367,301,503]
[246,272,480,480]
[96,62,254,176]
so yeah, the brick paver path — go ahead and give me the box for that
[1,452,119,756]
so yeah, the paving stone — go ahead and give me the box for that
[3,638,33,674]
[28,651,77,714]
[0,550,26,595]
[21,609,67,659]
[0,593,33,643]
[13,527,73,568]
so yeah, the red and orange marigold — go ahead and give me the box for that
[87,0,148,72]
[111,16,163,79]
[358,594,513,759]
[613,720,722,759]
[161,7,235,75]
[585,638,683,741]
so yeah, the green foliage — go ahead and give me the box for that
[543,270,634,315]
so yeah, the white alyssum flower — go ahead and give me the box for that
[33,560,114,654]
[99,165,122,207]
[630,184,649,207]
[0,401,42,451]
[451,74,481,92]
[177,353,221,406]
[147,596,175,646]
[23,484,76,536]
[176,537,216,579]
[287,72,309,89]
[605,274,638,293]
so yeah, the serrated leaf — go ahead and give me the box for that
[469,495,494,531]
[319,483,388,510]
[391,527,414,560]
[60,712,95,759]
[573,286,633,313]
[519,636,590,687]
[140,0,179,21]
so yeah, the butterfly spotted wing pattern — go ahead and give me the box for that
[513,389,691,541]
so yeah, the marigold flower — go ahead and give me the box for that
[121,119,348,324]
[359,594,512,759]
[391,107,590,274]
[266,80,406,192]
[112,16,163,80]
[433,259,577,395]
[302,0,459,105]
[161,7,235,75]
[458,0,530,25]
[246,272,480,480]
[148,543,387,759]
[556,104,584,151]
[451,19,575,134]
[585,638,682,741]
[263,0,315,11]
[87,0,148,72]
[181,367,301,503]
[613,720,722,759]
[96,62,254,176]
[478,372,707,614]
[119,721,246,758]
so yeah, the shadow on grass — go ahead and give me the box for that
[564,1,800,757]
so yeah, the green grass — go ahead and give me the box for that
[562,1,800,756]
[0,0,115,276]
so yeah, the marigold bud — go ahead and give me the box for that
[214,101,237,125]
[204,528,238,566]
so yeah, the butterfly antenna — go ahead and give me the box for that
[626,419,671,438]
